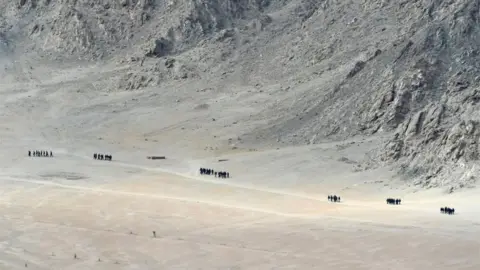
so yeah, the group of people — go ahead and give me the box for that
[28,150,53,157]
[25,150,460,216]
[386,198,402,205]
[440,207,455,215]
[93,153,112,161]
[386,199,456,215]
[328,195,341,202]
[199,168,230,178]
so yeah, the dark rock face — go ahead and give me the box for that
[148,38,174,58]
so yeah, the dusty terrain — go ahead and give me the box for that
[0,62,479,269]
[1,0,480,269]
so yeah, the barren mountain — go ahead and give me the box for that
[2,0,480,189]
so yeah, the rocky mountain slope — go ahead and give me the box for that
[1,0,480,191]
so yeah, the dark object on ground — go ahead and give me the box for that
[147,156,166,160]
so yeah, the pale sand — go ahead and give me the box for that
[0,149,479,269]
[0,62,479,269]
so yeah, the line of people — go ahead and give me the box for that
[440,207,455,215]
[329,196,457,215]
[386,198,402,205]
[28,150,53,157]
[93,153,112,161]
[199,168,230,178]
[328,195,341,202]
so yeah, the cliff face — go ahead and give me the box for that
[2,0,480,191]
[1,0,270,58]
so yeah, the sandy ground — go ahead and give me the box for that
[0,145,479,270]
[0,63,480,269]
